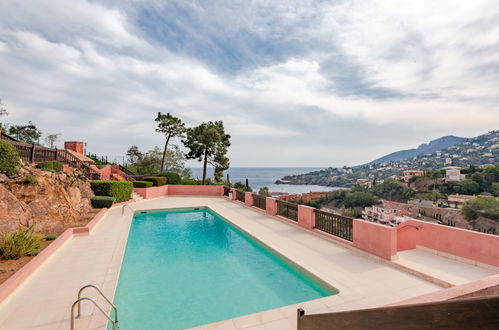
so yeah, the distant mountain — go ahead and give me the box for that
[278,130,498,187]
[364,135,466,165]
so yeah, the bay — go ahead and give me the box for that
[189,167,339,194]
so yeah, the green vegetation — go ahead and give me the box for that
[132,181,154,188]
[37,160,63,172]
[142,176,167,186]
[44,234,58,241]
[0,140,21,176]
[0,225,42,260]
[461,197,499,221]
[155,112,186,172]
[183,121,231,184]
[23,174,39,185]
[8,121,42,144]
[91,196,116,208]
[89,180,133,203]
[234,181,252,192]
[371,179,416,202]
[160,171,182,185]
[258,186,271,197]
[126,145,191,178]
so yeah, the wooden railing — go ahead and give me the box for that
[235,190,245,202]
[253,194,267,210]
[5,139,101,180]
[277,200,298,221]
[118,165,136,181]
[297,294,499,330]
[315,210,353,241]
[0,131,18,142]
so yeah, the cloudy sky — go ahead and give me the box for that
[0,0,498,167]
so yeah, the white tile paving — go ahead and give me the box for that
[0,196,490,330]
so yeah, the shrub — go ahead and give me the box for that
[91,196,116,208]
[89,180,133,202]
[0,225,42,260]
[133,181,153,188]
[0,140,21,176]
[23,174,39,185]
[142,176,167,186]
[37,160,63,172]
[160,172,182,185]
[45,234,58,241]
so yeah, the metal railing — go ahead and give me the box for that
[315,209,353,241]
[277,200,298,221]
[71,284,118,330]
[253,194,267,210]
[235,189,245,202]
[223,186,231,197]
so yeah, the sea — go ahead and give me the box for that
[189,167,339,195]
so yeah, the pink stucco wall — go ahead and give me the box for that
[297,205,315,230]
[134,186,169,199]
[353,219,397,260]
[168,185,224,196]
[266,197,278,216]
[245,192,253,206]
[134,185,224,199]
[397,219,499,268]
[231,188,237,200]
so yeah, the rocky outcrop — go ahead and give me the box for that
[0,166,94,235]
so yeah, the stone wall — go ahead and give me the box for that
[0,166,94,235]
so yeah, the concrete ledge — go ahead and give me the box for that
[389,273,499,306]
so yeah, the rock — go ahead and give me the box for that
[0,173,9,183]
[0,166,95,235]
[0,185,34,233]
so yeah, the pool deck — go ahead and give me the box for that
[0,196,495,330]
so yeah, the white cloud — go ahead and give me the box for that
[0,0,498,167]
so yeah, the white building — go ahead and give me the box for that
[444,166,466,182]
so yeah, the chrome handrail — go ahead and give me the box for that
[121,203,134,215]
[70,284,118,330]
[71,297,118,330]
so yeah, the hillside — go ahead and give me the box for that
[278,130,499,187]
[364,135,465,165]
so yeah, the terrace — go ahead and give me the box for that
[0,187,497,329]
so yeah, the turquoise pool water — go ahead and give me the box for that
[113,208,335,329]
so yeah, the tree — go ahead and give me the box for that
[491,182,499,197]
[258,186,271,197]
[461,197,499,221]
[126,145,143,166]
[155,112,186,172]
[44,133,61,148]
[182,121,231,184]
[454,179,481,195]
[8,121,42,144]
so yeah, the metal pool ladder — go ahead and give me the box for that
[70,284,118,330]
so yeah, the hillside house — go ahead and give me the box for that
[448,194,477,209]
[403,170,424,182]
[444,166,466,182]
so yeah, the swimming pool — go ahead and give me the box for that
[113,208,336,329]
